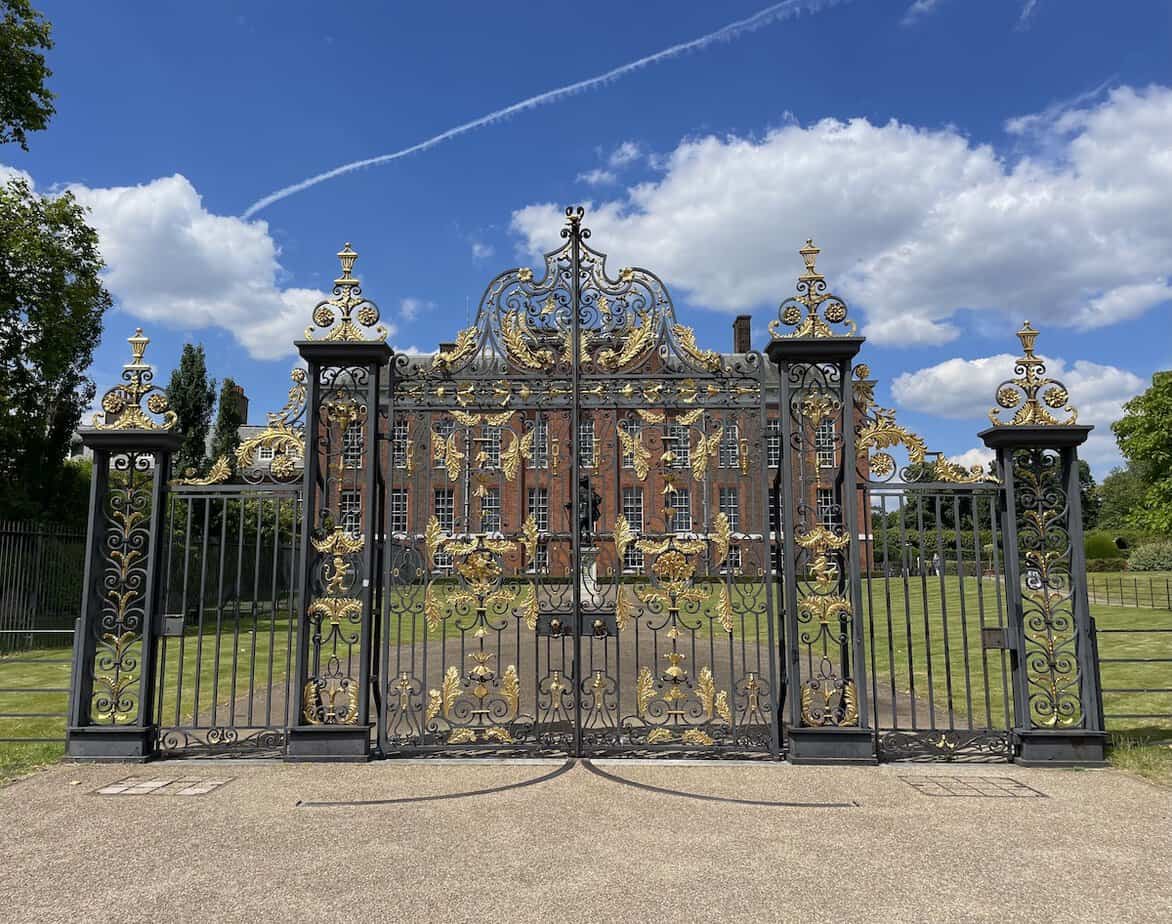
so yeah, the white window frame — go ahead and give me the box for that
[622,486,644,573]
[339,489,361,537]
[767,419,781,468]
[620,418,642,468]
[670,487,692,533]
[815,419,836,469]
[480,486,501,533]
[389,488,408,534]
[719,423,739,469]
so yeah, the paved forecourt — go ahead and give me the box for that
[1,759,1169,923]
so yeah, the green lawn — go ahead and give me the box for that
[4,574,1170,783]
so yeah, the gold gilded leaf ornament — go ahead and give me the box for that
[636,667,655,715]
[710,512,731,566]
[715,585,735,633]
[690,426,723,481]
[613,516,635,564]
[434,326,478,370]
[617,425,650,480]
[501,428,535,482]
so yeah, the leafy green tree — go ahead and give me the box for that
[166,344,215,479]
[0,1,55,150]
[1113,372,1172,533]
[1098,466,1146,529]
[209,377,244,469]
[1077,459,1100,531]
[0,177,110,522]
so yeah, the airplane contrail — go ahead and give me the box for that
[242,0,847,218]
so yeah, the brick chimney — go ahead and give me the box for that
[438,341,455,355]
[733,315,752,353]
[228,383,249,425]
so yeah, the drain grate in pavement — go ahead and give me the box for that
[899,775,1047,798]
[93,776,232,797]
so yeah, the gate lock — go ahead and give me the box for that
[536,610,617,638]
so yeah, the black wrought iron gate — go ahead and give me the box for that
[378,209,779,756]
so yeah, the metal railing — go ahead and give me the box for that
[1087,574,1172,610]
[1092,616,1172,734]
[0,522,85,745]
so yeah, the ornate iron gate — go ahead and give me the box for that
[378,209,779,756]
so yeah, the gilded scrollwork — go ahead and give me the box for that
[304,243,388,342]
[234,367,307,484]
[769,240,857,339]
[1014,449,1083,728]
[92,329,177,431]
[989,321,1078,426]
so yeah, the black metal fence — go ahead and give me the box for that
[1093,617,1172,737]
[0,521,85,747]
[1087,575,1172,611]
[862,484,1014,760]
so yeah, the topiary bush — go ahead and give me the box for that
[1086,558,1128,572]
[1128,541,1172,572]
[1085,531,1124,560]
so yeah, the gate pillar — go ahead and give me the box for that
[767,242,874,764]
[286,244,390,761]
[67,329,180,760]
[980,322,1106,767]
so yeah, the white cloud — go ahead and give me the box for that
[0,164,35,187]
[892,352,1147,470]
[470,241,494,259]
[576,168,618,186]
[399,297,434,322]
[57,174,335,361]
[608,141,642,167]
[947,447,995,472]
[901,0,944,26]
[511,85,1172,346]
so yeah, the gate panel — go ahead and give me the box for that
[378,209,780,756]
[863,484,1014,760]
[156,485,300,754]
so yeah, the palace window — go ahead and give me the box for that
[719,423,739,469]
[529,417,548,470]
[719,486,741,571]
[342,422,363,469]
[339,490,361,537]
[482,425,501,469]
[578,419,595,469]
[669,488,692,533]
[620,418,642,468]
[767,419,781,468]
[815,419,836,469]
[258,445,274,462]
[433,488,454,571]
[622,486,644,573]
[480,486,501,533]
[391,420,408,468]
[389,488,407,534]
[816,488,837,530]
[527,487,549,531]
[433,419,454,469]
[667,425,690,469]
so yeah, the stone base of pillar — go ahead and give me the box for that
[285,724,373,762]
[786,727,877,765]
[66,725,157,761]
[1015,729,1107,767]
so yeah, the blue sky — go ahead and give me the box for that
[4,0,1171,474]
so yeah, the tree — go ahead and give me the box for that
[1113,371,1172,533]
[0,1,55,150]
[1078,459,1100,531]
[209,377,244,469]
[166,344,215,479]
[1098,466,1146,529]
[0,177,110,522]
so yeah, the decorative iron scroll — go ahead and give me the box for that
[853,364,995,485]
[90,452,152,724]
[769,240,857,339]
[419,528,530,744]
[302,526,364,725]
[989,321,1077,426]
[878,730,1012,762]
[304,243,388,343]
[395,213,726,380]
[1013,448,1083,728]
[92,329,177,431]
